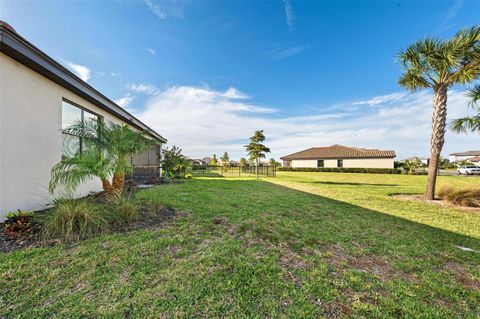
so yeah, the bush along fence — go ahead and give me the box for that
[190,165,276,178]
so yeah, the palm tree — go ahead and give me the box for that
[173,156,192,177]
[49,119,154,203]
[398,26,480,199]
[451,84,480,134]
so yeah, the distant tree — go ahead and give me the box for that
[239,158,248,167]
[398,26,480,199]
[209,154,219,166]
[269,158,281,167]
[457,160,474,167]
[161,146,184,181]
[403,160,421,175]
[220,152,230,166]
[244,130,271,180]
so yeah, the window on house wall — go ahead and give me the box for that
[317,160,324,168]
[61,100,100,159]
[338,159,343,168]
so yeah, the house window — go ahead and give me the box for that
[61,100,99,158]
[338,159,343,168]
[317,160,324,168]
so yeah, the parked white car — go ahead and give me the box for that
[457,165,480,175]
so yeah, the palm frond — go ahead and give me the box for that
[450,115,480,134]
[466,83,480,107]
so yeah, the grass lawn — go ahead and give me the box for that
[1,172,479,318]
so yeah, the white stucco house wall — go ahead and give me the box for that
[281,145,396,169]
[0,21,166,220]
[449,150,480,163]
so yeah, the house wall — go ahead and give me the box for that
[342,158,393,168]
[290,158,394,169]
[449,155,480,162]
[0,53,156,219]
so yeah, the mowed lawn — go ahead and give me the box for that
[1,173,479,318]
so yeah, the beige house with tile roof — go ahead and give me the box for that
[281,145,396,169]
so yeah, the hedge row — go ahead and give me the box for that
[277,167,402,174]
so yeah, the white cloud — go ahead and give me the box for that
[352,92,408,107]
[114,94,134,108]
[267,45,310,60]
[127,83,160,95]
[64,61,91,82]
[131,86,479,161]
[144,0,185,20]
[147,48,156,55]
[144,0,167,20]
[283,0,295,32]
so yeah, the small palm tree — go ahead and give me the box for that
[451,84,480,134]
[173,156,192,177]
[398,26,480,199]
[49,119,154,203]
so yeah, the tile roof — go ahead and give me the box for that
[468,156,480,162]
[280,145,396,160]
[449,150,480,156]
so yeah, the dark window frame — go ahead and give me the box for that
[337,159,343,168]
[317,159,324,168]
[61,98,102,158]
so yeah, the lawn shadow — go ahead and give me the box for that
[180,179,480,253]
[304,181,399,187]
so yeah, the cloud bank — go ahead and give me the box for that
[130,86,479,161]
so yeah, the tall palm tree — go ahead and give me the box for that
[398,26,480,199]
[451,84,480,134]
[49,119,154,203]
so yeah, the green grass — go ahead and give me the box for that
[1,173,479,318]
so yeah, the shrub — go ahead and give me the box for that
[438,186,480,207]
[185,173,193,179]
[42,199,110,240]
[4,210,35,237]
[277,167,402,174]
[111,200,139,225]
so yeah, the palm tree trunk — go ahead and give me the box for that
[426,85,448,200]
[256,158,259,180]
[101,178,115,203]
[111,172,125,203]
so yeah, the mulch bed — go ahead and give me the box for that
[0,206,177,253]
[392,194,480,213]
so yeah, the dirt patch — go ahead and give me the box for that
[443,261,480,291]
[392,194,480,213]
[0,206,178,253]
[325,245,398,282]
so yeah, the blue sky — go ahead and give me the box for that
[1,0,479,160]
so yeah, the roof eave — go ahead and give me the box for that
[0,25,167,144]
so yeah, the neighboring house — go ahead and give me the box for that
[0,21,166,219]
[281,145,396,169]
[186,158,206,166]
[400,157,429,166]
[465,156,480,164]
[449,150,480,163]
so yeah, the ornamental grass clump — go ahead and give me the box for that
[111,199,140,226]
[42,199,110,241]
[438,186,480,207]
